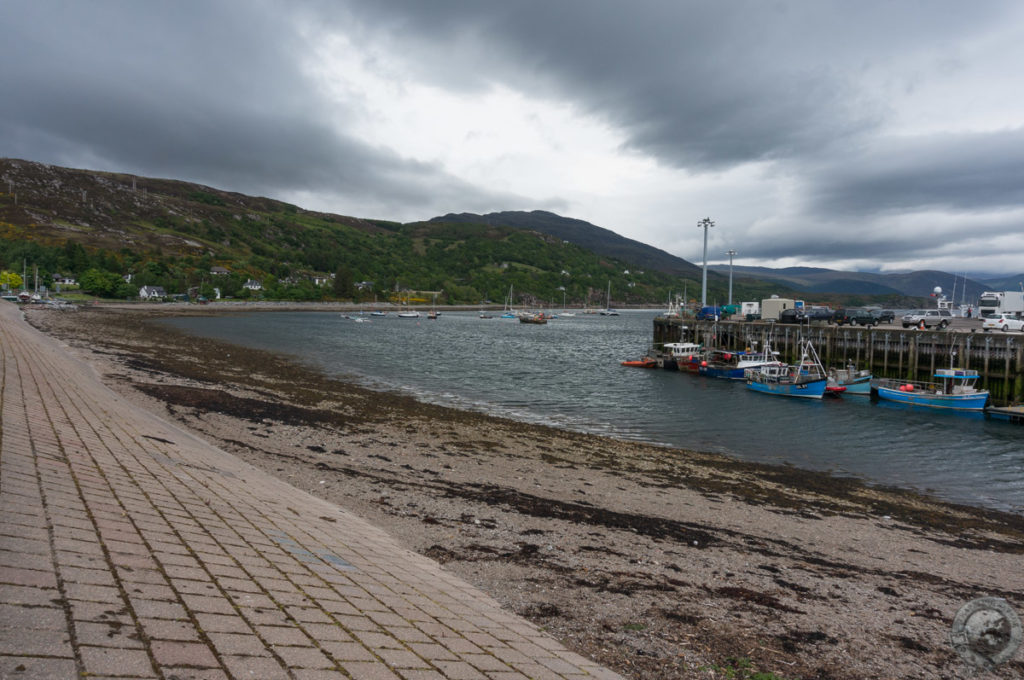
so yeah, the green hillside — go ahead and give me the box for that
[1,158,782,305]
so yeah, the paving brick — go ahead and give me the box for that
[0,603,66,629]
[0,656,78,679]
[274,645,335,669]
[207,631,271,656]
[194,613,253,634]
[138,617,203,642]
[319,640,376,661]
[160,668,230,680]
[292,669,352,680]
[151,640,220,668]
[130,597,188,620]
[337,661,404,679]
[0,626,73,657]
[75,620,145,648]
[80,645,155,676]
[221,654,290,679]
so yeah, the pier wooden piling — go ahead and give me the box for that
[653,317,1024,406]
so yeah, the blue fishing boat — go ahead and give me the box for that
[872,368,989,410]
[745,340,828,399]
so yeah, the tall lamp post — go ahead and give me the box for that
[697,217,714,307]
[726,249,736,306]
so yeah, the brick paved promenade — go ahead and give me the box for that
[0,302,621,680]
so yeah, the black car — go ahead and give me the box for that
[804,307,835,322]
[778,308,806,324]
[832,308,876,326]
[870,309,895,324]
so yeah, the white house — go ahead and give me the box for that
[139,285,166,300]
[243,279,262,291]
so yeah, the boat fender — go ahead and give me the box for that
[723,353,732,360]
[700,360,708,367]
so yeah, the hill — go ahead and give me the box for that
[430,210,707,279]
[3,158,759,305]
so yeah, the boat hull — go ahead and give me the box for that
[747,378,828,399]
[836,376,872,395]
[698,365,745,380]
[874,386,988,410]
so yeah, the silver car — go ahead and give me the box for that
[901,309,953,329]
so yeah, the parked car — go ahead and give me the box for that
[804,306,835,322]
[869,309,896,324]
[981,314,1024,332]
[901,309,953,329]
[778,308,806,324]
[832,308,876,326]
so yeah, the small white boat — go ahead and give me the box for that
[397,311,421,319]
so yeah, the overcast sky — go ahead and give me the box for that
[4,1,1023,275]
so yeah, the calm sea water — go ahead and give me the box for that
[164,310,1024,514]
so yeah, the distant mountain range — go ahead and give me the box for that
[708,265,1024,301]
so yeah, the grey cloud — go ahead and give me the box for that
[806,128,1024,216]
[0,0,515,219]
[337,0,1004,170]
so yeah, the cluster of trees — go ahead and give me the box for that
[2,206,732,305]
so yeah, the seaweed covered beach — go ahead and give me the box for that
[26,304,1024,679]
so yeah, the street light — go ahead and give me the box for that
[726,249,737,306]
[697,217,714,307]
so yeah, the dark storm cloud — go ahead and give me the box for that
[0,0,514,216]
[807,128,1024,216]
[337,0,1000,170]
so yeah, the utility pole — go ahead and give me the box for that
[726,249,737,306]
[697,217,714,307]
